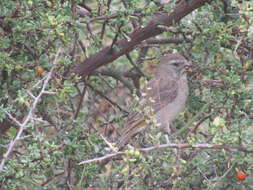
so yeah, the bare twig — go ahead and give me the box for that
[191,113,212,133]
[0,50,61,172]
[79,2,92,13]
[93,68,135,92]
[85,82,128,113]
[125,53,145,77]
[74,85,87,119]
[78,143,252,165]
[79,151,125,164]
[100,134,118,152]
[233,38,242,60]
[110,22,124,51]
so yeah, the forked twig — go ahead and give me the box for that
[0,50,61,171]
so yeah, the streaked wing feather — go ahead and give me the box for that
[142,75,178,112]
[117,112,146,147]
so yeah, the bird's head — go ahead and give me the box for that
[159,53,191,75]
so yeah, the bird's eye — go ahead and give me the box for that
[172,62,180,67]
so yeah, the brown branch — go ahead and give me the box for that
[78,40,86,56]
[191,113,212,133]
[22,43,37,58]
[100,20,107,40]
[79,2,92,13]
[73,0,213,77]
[110,22,124,50]
[125,53,145,77]
[146,37,192,44]
[93,68,135,92]
[74,85,87,119]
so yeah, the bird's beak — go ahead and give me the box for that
[184,61,192,73]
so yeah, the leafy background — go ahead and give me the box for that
[0,0,253,189]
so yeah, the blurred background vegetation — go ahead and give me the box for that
[0,0,253,189]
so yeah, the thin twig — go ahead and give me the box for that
[78,143,252,165]
[233,38,242,60]
[74,85,87,119]
[0,50,61,172]
[100,134,118,152]
[79,151,125,164]
[110,22,124,51]
[93,68,135,92]
[85,82,128,113]
[146,37,192,44]
[125,53,145,77]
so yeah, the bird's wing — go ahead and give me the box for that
[142,74,178,113]
[117,74,178,148]
[117,112,147,148]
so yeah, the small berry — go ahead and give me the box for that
[36,68,45,75]
[236,172,246,181]
[215,55,222,61]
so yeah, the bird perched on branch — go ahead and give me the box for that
[117,53,190,148]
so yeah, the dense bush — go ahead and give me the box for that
[0,0,253,189]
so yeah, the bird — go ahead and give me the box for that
[116,53,190,148]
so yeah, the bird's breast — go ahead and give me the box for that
[156,77,188,123]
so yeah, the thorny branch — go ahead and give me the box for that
[0,50,61,172]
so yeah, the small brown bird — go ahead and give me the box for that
[117,53,190,148]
